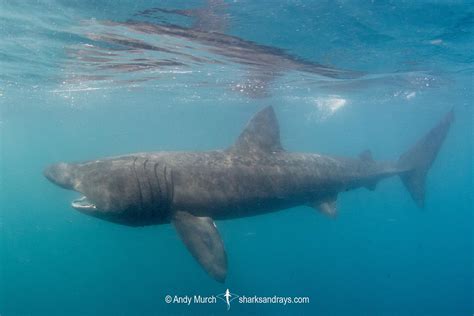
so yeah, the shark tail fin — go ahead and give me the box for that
[397,109,454,208]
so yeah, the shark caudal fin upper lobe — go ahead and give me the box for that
[398,109,455,208]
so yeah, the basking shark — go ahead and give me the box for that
[44,106,453,282]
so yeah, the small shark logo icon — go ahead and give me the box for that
[217,289,239,310]
[224,289,231,309]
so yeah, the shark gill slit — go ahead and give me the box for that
[142,158,153,219]
[163,165,172,210]
[153,162,164,217]
[132,157,144,215]
[170,169,175,207]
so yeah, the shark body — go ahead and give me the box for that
[44,106,454,282]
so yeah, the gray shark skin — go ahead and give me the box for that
[44,106,454,282]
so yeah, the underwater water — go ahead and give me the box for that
[0,0,473,315]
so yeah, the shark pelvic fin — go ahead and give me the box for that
[312,195,338,218]
[172,210,227,282]
[230,106,283,155]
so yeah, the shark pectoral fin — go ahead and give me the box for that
[172,210,227,282]
[312,195,338,218]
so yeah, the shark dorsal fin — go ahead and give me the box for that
[230,106,283,154]
[359,149,374,162]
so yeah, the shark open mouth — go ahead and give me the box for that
[71,196,97,210]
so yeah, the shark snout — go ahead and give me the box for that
[43,162,77,190]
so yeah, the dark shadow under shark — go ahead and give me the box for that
[44,107,454,282]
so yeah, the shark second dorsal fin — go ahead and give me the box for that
[230,106,283,155]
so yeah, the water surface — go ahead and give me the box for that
[0,1,472,315]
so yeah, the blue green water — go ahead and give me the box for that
[0,1,473,315]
